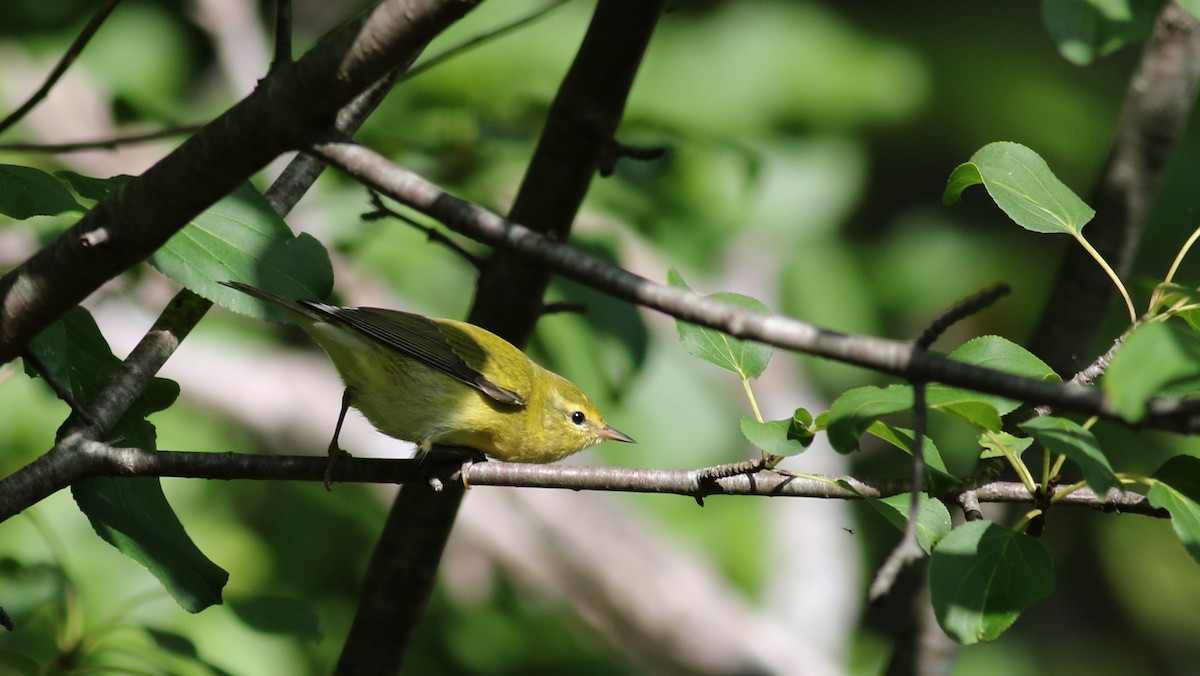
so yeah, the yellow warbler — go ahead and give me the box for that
[221,282,633,467]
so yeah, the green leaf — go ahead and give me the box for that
[826,385,912,453]
[1148,455,1200,565]
[229,595,323,642]
[739,411,813,457]
[0,164,84,219]
[1019,416,1117,494]
[26,308,225,613]
[1042,0,1164,65]
[1104,321,1200,422]
[925,336,1061,425]
[867,422,955,479]
[56,171,130,201]
[930,521,1054,644]
[943,141,1095,236]
[947,335,1059,384]
[979,431,1034,460]
[826,381,1010,454]
[150,182,333,319]
[668,268,772,378]
[868,493,953,554]
[72,479,227,613]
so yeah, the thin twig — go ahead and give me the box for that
[0,0,124,137]
[403,0,574,81]
[869,284,1011,602]
[362,191,482,267]
[0,125,206,153]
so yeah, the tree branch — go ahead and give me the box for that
[310,137,1200,434]
[0,444,1166,522]
[0,0,124,137]
[335,1,669,672]
[0,0,482,364]
[1030,1,1200,374]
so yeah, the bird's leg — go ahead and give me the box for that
[324,388,353,490]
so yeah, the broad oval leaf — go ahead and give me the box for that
[150,182,333,318]
[943,141,1095,237]
[869,493,953,554]
[739,411,813,457]
[927,336,1060,422]
[930,521,1054,644]
[668,268,772,379]
[1020,416,1117,493]
[27,308,226,613]
[826,385,912,453]
[1104,321,1200,422]
[0,164,84,219]
[979,431,1034,460]
[867,422,955,479]
[1148,455,1200,565]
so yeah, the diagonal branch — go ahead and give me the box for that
[0,0,124,137]
[0,0,482,365]
[312,137,1200,434]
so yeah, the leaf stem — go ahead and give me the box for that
[1074,233,1137,323]
[742,377,764,423]
[1163,223,1200,288]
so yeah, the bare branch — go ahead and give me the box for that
[0,443,1165,523]
[0,0,124,137]
[0,125,206,153]
[335,1,670,672]
[311,137,1200,434]
[0,0,483,365]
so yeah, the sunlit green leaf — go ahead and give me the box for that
[868,493,953,554]
[943,141,1094,236]
[151,182,334,319]
[668,268,772,378]
[1148,455,1200,565]
[1020,416,1117,494]
[979,431,1034,459]
[739,411,812,457]
[1104,321,1200,422]
[930,521,1054,644]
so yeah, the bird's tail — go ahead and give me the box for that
[220,280,328,323]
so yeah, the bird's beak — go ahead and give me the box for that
[599,425,635,444]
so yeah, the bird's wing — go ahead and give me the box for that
[313,304,526,406]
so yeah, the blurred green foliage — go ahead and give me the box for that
[1,0,1200,674]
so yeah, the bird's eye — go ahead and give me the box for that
[570,411,586,425]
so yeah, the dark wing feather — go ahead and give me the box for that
[310,304,525,406]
